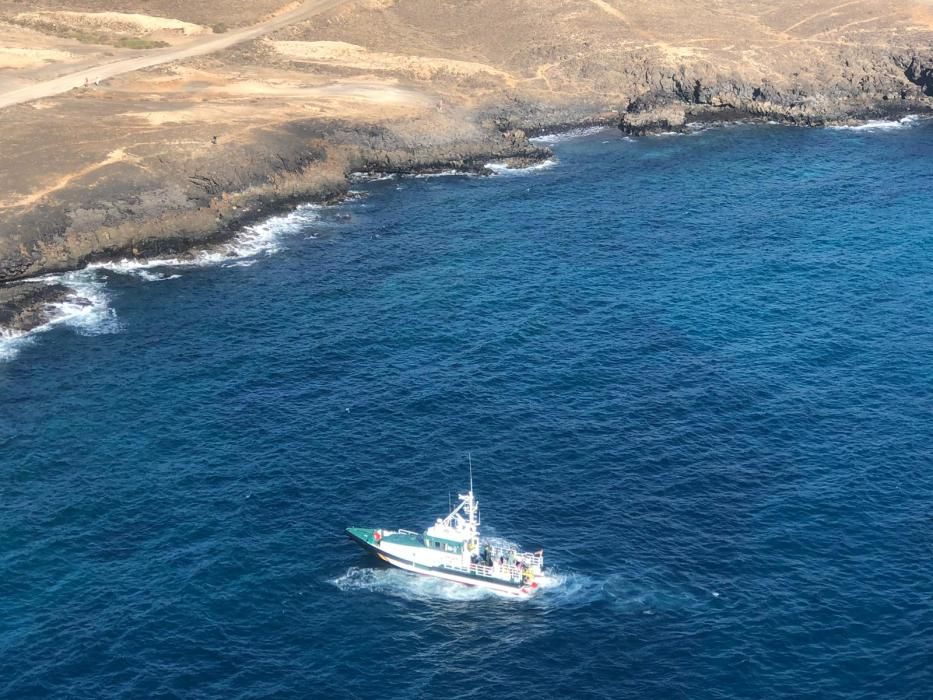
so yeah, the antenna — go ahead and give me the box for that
[468,452,473,495]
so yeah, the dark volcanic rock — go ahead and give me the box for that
[3,3,933,286]
[614,49,933,135]
[0,117,553,284]
[900,55,933,96]
[0,282,73,333]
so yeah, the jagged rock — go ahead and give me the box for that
[901,55,933,96]
[620,104,687,135]
[0,282,72,333]
[2,0,933,281]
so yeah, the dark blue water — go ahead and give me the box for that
[2,121,932,699]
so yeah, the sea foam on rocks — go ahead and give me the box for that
[1,204,323,361]
[0,271,118,362]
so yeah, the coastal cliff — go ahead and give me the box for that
[1,0,933,333]
[0,118,549,283]
[618,51,933,134]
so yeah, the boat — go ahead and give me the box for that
[346,475,544,596]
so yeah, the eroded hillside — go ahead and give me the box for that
[0,0,932,296]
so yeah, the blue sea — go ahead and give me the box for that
[1,119,931,699]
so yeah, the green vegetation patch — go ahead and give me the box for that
[116,37,169,50]
[9,18,169,50]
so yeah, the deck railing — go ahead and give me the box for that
[446,560,537,583]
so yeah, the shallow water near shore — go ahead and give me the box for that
[2,121,932,698]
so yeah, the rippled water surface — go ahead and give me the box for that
[2,122,932,699]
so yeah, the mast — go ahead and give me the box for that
[467,453,477,533]
[436,455,479,541]
[468,452,473,497]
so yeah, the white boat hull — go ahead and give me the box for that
[346,479,544,598]
[375,551,535,596]
[347,528,538,596]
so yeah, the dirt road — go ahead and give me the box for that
[0,0,349,111]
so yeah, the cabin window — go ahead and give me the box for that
[434,541,441,549]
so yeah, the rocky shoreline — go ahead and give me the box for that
[620,97,933,136]
[616,53,933,136]
[3,0,933,344]
[2,94,932,339]
[0,123,558,337]
[0,282,72,335]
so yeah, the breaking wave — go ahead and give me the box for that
[331,560,604,607]
[406,169,466,179]
[530,126,610,144]
[88,204,322,280]
[332,566,507,602]
[484,158,557,176]
[0,270,119,362]
[525,571,605,608]
[348,172,397,183]
[829,115,923,131]
[1,205,322,361]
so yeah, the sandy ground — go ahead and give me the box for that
[0,1,293,28]
[111,67,434,127]
[14,11,210,40]
[0,0,349,109]
[0,22,104,77]
[0,47,75,70]
[2,0,929,111]
[270,40,513,81]
[0,0,931,288]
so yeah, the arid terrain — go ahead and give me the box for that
[1,0,932,329]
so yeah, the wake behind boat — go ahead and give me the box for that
[346,478,544,596]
